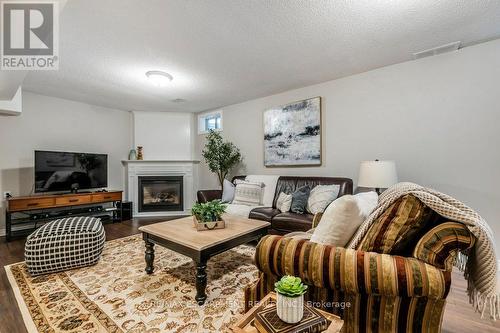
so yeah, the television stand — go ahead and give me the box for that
[5,191,123,242]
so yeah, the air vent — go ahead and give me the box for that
[413,41,461,60]
[171,98,186,103]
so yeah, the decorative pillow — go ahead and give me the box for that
[245,175,279,207]
[310,192,378,247]
[413,221,475,271]
[231,180,264,206]
[306,184,340,214]
[290,185,311,214]
[221,179,235,203]
[276,192,292,212]
[357,194,443,254]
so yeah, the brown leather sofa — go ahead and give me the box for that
[197,176,353,235]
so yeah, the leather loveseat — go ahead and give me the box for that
[197,175,353,235]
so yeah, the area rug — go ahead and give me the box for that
[5,234,258,332]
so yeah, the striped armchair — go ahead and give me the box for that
[244,197,475,333]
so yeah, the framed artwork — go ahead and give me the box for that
[263,97,321,167]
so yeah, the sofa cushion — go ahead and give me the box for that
[225,203,264,218]
[249,207,281,222]
[272,176,353,208]
[246,175,279,207]
[357,194,443,254]
[232,180,264,206]
[306,184,340,214]
[272,212,313,232]
[310,192,378,247]
[221,179,236,203]
[276,192,292,212]
[290,185,311,214]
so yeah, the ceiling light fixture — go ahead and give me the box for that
[145,70,173,87]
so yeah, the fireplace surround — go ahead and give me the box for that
[123,160,199,217]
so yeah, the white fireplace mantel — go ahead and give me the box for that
[122,160,200,217]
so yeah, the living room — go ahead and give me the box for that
[1,1,500,333]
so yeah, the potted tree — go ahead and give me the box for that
[191,200,227,231]
[202,130,242,189]
[275,275,308,323]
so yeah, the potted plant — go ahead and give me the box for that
[191,200,227,231]
[275,275,308,323]
[201,130,242,190]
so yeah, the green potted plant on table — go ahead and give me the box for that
[191,200,227,231]
[275,275,308,323]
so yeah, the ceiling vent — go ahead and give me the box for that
[413,41,461,60]
[171,98,186,103]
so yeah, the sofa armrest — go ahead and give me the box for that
[196,190,222,203]
[255,235,450,299]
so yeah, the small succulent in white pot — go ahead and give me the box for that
[275,275,308,323]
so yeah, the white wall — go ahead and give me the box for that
[133,111,196,160]
[0,91,132,235]
[196,39,500,239]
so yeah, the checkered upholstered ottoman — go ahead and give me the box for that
[25,216,106,276]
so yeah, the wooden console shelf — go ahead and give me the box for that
[5,191,123,241]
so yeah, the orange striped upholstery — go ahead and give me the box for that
[357,195,443,255]
[255,235,450,299]
[245,235,460,333]
[413,222,475,271]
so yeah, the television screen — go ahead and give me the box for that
[35,151,108,193]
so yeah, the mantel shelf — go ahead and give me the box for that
[121,160,200,164]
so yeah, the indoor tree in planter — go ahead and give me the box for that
[202,130,242,189]
[275,275,308,323]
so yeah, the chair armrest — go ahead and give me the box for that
[312,213,323,228]
[255,235,450,299]
[196,190,222,203]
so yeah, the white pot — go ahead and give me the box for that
[276,292,304,324]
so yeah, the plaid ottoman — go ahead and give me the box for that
[25,216,106,276]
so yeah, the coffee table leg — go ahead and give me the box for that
[195,261,208,305]
[145,240,155,274]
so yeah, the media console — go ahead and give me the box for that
[5,191,123,242]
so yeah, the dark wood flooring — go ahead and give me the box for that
[1,218,499,333]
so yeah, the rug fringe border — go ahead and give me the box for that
[4,264,38,333]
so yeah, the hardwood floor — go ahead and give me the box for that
[1,218,499,333]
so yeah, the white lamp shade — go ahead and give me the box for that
[358,160,398,189]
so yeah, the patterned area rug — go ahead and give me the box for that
[5,234,258,332]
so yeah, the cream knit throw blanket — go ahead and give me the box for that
[348,182,499,319]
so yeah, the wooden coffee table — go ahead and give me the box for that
[138,214,270,305]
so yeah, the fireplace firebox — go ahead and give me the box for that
[138,176,183,212]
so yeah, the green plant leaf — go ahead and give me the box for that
[191,200,227,222]
[274,275,308,297]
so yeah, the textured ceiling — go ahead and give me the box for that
[22,0,500,112]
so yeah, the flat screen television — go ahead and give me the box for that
[35,150,108,193]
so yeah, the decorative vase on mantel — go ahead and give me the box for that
[136,146,143,160]
[275,275,308,324]
[128,149,137,160]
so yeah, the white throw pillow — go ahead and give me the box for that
[310,192,378,247]
[231,180,264,206]
[245,175,279,207]
[221,179,235,203]
[306,184,340,214]
[276,192,292,212]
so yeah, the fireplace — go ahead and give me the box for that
[138,176,183,212]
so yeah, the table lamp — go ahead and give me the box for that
[358,160,398,194]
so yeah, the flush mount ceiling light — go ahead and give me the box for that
[145,70,173,87]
